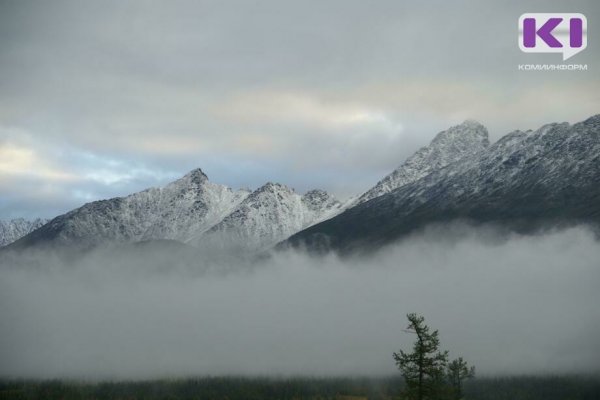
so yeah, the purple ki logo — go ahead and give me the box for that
[519,13,587,60]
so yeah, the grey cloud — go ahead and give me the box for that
[1,0,599,218]
[0,225,599,378]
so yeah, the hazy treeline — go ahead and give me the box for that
[1,376,599,400]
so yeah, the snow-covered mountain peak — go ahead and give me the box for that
[4,166,344,253]
[10,168,250,248]
[254,182,294,194]
[241,182,298,205]
[429,120,489,149]
[302,189,341,212]
[285,114,600,253]
[170,168,210,188]
[196,184,342,253]
[356,120,490,204]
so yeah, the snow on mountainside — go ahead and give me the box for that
[8,115,600,256]
[195,183,342,253]
[7,168,342,253]
[285,115,600,253]
[10,169,250,248]
[356,120,489,204]
[0,218,48,247]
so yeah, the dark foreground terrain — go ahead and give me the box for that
[1,376,599,400]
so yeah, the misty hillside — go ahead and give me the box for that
[284,114,600,254]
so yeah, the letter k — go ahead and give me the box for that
[523,18,563,48]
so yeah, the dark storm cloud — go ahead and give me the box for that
[1,0,599,217]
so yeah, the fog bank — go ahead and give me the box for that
[1,226,599,379]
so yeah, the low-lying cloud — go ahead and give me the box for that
[1,225,599,379]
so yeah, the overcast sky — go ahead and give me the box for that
[1,0,599,219]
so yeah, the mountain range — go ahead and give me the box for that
[3,169,341,254]
[2,114,599,256]
[285,114,600,253]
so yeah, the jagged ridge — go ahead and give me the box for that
[7,169,342,253]
[356,120,489,204]
[284,115,600,253]
[9,168,250,249]
[196,183,342,252]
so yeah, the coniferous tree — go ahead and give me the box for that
[447,357,475,400]
[393,313,449,400]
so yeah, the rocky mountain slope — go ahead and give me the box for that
[7,169,341,253]
[196,183,341,253]
[356,120,490,204]
[6,115,600,257]
[284,115,600,253]
[0,218,48,247]
[9,169,250,249]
